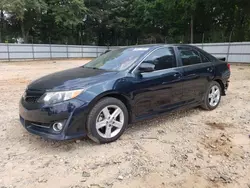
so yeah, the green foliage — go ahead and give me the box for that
[49,0,87,26]
[1,0,250,44]
[5,0,47,20]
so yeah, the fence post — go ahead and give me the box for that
[32,37,35,60]
[66,44,69,58]
[49,44,52,60]
[49,37,52,60]
[7,43,10,61]
[96,46,98,57]
[81,45,83,58]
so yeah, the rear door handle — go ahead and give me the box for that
[207,67,213,72]
[184,74,199,80]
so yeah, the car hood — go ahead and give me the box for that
[28,67,118,91]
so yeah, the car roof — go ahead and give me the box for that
[119,44,196,51]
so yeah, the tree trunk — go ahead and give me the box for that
[21,20,28,43]
[237,13,245,41]
[0,10,3,43]
[190,15,194,43]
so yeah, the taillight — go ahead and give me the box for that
[227,63,231,71]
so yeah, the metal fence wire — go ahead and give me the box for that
[0,43,116,61]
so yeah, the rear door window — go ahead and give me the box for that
[178,47,202,66]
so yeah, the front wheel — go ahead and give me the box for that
[87,97,128,144]
[201,81,222,110]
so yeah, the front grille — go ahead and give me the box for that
[24,89,44,103]
[25,96,39,103]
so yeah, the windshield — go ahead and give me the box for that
[84,47,149,71]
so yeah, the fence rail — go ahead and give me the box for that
[0,43,117,61]
[1,42,250,63]
[194,42,250,63]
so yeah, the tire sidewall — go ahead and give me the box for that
[87,98,128,144]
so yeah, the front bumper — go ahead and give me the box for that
[19,98,89,140]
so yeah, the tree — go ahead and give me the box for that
[4,0,47,43]
[38,0,87,44]
[1,0,250,45]
[0,0,7,42]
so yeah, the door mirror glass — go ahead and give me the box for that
[139,63,155,72]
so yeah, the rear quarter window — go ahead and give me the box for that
[199,52,210,63]
[196,48,217,62]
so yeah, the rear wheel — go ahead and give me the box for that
[201,81,222,110]
[87,97,128,144]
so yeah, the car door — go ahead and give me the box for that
[131,47,184,119]
[177,46,215,105]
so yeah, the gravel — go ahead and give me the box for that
[0,60,250,188]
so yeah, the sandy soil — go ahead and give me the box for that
[0,59,249,188]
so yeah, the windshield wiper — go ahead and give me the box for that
[83,66,102,70]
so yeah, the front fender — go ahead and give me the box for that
[76,78,133,113]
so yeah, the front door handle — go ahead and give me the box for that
[174,72,182,78]
[161,72,182,85]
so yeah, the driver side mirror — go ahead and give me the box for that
[138,62,155,73]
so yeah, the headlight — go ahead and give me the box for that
[38,89,84,104]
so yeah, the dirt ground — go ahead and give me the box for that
[0,59,249,188]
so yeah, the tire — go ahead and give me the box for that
[201,81,222,110]
[87,97,128,144]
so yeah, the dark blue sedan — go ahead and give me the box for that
[19,44,230,143]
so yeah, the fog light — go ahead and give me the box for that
[52,122,64,132]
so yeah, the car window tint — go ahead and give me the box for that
[142,47,176,71]
[178,47,202,66]
[199,49,218,62]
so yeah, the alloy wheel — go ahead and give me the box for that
[208,85,220,107]
[96,105,124,138]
